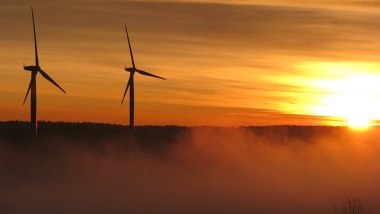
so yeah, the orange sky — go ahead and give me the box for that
[2,0,380,126]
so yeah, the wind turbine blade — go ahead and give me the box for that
[39,69,66,93]
[31,7,39,67]
[125,25,136,69]
[121,75,132,105]
[136,69,166,80]
[23,79,32,105]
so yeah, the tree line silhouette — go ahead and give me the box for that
[0,121,186,151]
[0,120,358,151]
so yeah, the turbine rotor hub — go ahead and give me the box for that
[125,67,134,72]
[23,65,39,72]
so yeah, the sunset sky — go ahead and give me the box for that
[2,0,380,126]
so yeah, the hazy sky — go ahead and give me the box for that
[2,0,380,126]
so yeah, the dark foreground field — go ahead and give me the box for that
[1,121,379,214]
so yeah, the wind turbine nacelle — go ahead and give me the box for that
[23,65,39,72]
[125,67,134,72]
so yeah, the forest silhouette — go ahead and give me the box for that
[0,120,354,152]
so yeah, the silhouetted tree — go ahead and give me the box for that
[334,195,371,214]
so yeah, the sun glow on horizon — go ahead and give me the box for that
[303,62,380,127]
[346,116,371,129]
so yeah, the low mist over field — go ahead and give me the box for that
[1,122,380,214]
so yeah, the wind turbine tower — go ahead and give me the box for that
[23,7,66,141]
[121,25,166,133]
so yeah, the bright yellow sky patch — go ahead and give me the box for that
[304,62,380,126]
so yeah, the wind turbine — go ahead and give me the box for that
[121,25,166,133]
[23,7,66,141]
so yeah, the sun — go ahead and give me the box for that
[346,116,371,129]
[304,62,380,127]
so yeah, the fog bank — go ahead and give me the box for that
[1,126,380,214]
